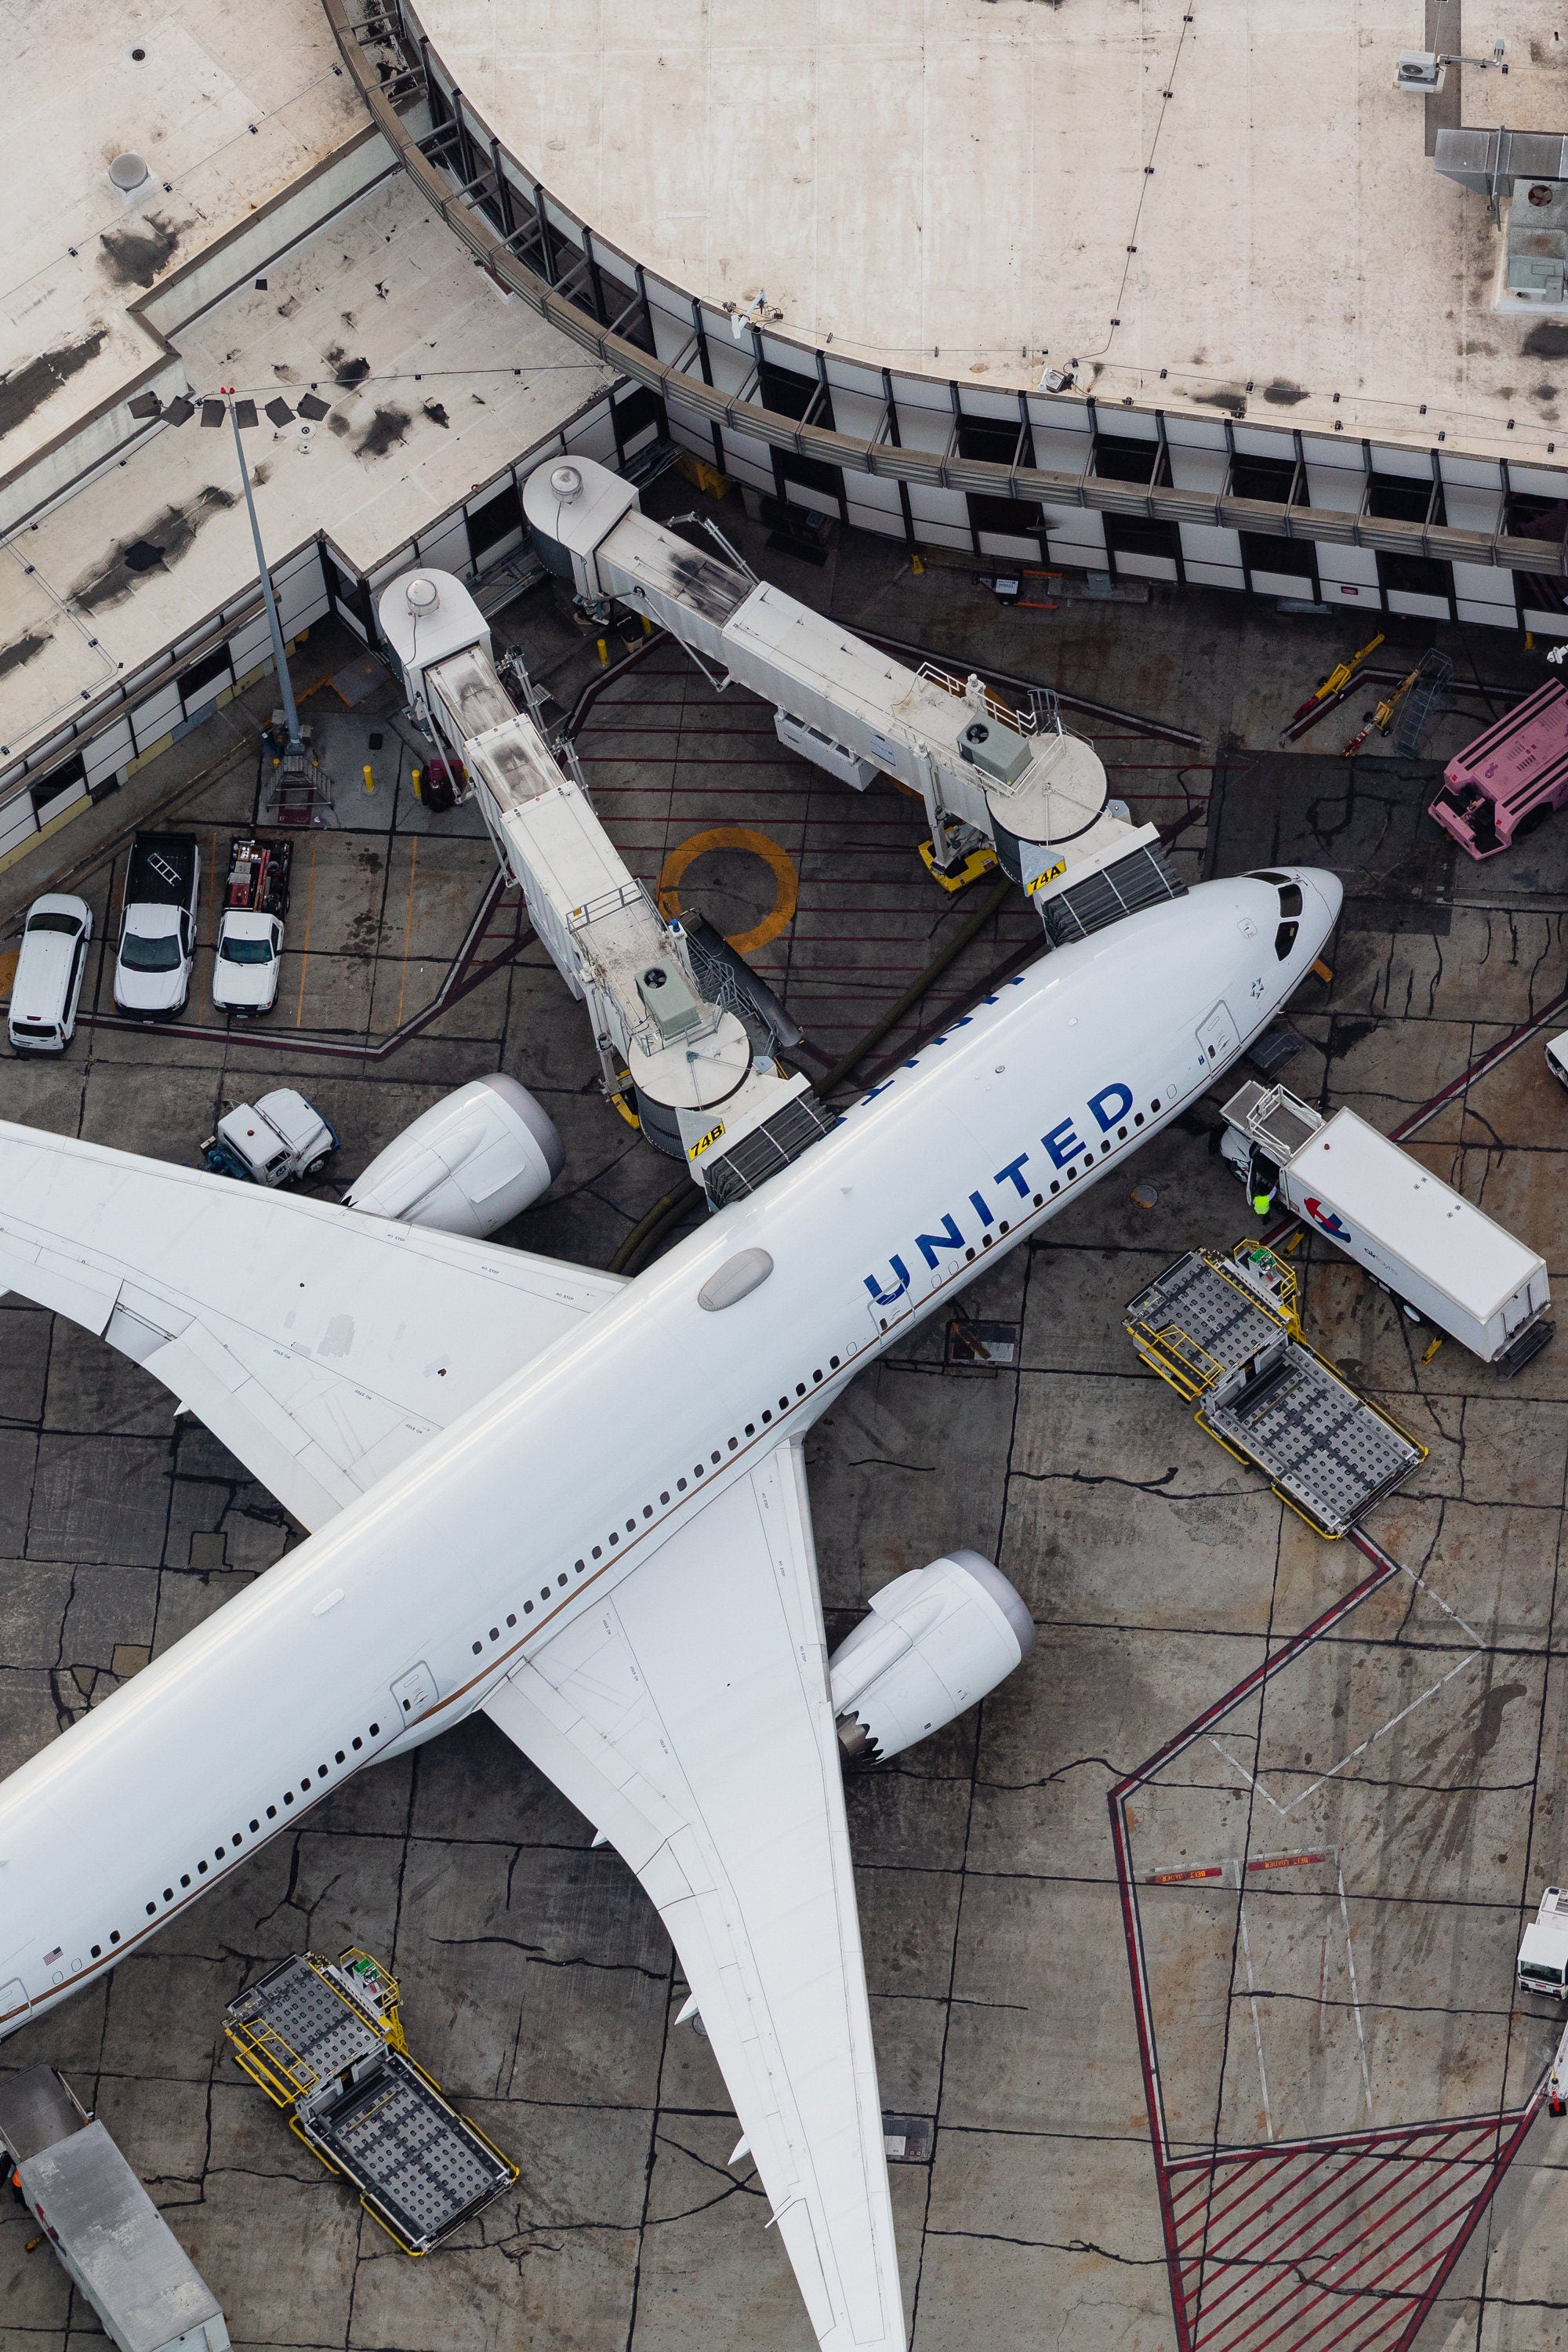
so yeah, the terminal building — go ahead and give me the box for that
[5,0,1568,872]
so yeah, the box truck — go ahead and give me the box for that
[1220,1080,1551,1372]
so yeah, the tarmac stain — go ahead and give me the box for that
[71,485,238,612]
[98,212,180,289]
[423,400,450,428]
[355,405,410,459]
[0,629,52,681]
[0,328,110,437]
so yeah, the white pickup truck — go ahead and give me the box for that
[213,837,291,1016]
[114,833,199,1018]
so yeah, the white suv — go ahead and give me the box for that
[8,894,93,1053]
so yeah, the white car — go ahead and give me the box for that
[1547,1033,1568,1091]
[8,894,93,1054]
[213,910,284,1014]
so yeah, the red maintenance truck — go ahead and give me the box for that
[1427,678,1568,858]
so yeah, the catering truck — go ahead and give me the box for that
[0,2064,229,2352]
[1220,1080,1552,1373]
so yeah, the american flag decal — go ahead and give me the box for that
[43,1947,61,1965]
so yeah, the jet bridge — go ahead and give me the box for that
[520,456,1185,940]
[377,569,834,1197]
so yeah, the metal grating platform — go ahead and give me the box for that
[1127,1250,1425,1539]
[302,2057,511,2252]
[226,1953,383,2092]
[1127,1251,1287,1392]
[1204,1349,1425,1539]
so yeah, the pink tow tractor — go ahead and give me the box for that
[1428,678,1568,858]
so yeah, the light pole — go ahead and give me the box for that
[220,387,303,757]
[129,378,334,767]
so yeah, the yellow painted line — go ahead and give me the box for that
[293,837,318,1026]
[655,826,799,956]
[0,948,16,1004]
[395,836,419,1027]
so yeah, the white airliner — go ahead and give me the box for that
[0,866,1338,2350]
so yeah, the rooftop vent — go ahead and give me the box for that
[107,153,149,194]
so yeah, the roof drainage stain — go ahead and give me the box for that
[0,329,110,437]
[71,485,238,612]
[324,345,370,387]
[355,405,411,459]
[1262,379,1310,405]
[0,629,53,682]
[97,212,181,289]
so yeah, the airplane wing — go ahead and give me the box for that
[482,1439,905,2352]
[0,1121,623,1532]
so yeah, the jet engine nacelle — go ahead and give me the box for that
[828,1551,1033,1765]
[344,1074,564,1240]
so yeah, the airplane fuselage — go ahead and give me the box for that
[0,869,1338,2029]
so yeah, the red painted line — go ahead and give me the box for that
[1149,1864,1226,1884]
[1193,2132,1495,2332]
[1385,2096,1544,2352]
[1245,1850,1326,1873]
[1388,989,1568,1144]
[1197,2147,1502,2352]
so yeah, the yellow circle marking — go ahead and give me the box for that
[655,826,799,956]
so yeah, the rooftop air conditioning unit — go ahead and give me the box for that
[1395,49,1445,91]
[1507,178,1568,302]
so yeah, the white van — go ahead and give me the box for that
[8,893,93,1054]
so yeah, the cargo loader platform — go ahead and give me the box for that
[224,1950,517,2256]
[1126,1246,1427,1538]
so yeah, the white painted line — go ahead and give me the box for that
[1210,1739,1287,1816]
[1282,1653,1481,1815]
[1337,1860,1374,2118]
[1239,1896,1275,2143]
[1398,1561,1484,1652]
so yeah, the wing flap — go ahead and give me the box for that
[484,1443,904,2352]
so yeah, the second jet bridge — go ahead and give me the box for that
[521,456,1185,940]
[377,572,834,1198]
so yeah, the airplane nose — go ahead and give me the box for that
[1300,869,1344,932]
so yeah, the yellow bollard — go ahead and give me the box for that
[362,763,375,795]
[596,637,609,666]
[911,552,925,575]
[412,768,423,800]
[641,615,652,635]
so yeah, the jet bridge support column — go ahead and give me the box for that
[376,570,833,1192]
[520,456,1187,944]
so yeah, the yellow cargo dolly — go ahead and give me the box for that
[225,1949,517,2255]
[1126,1241,1427,1539]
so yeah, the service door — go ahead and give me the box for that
[1198,1000,1239,1070]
